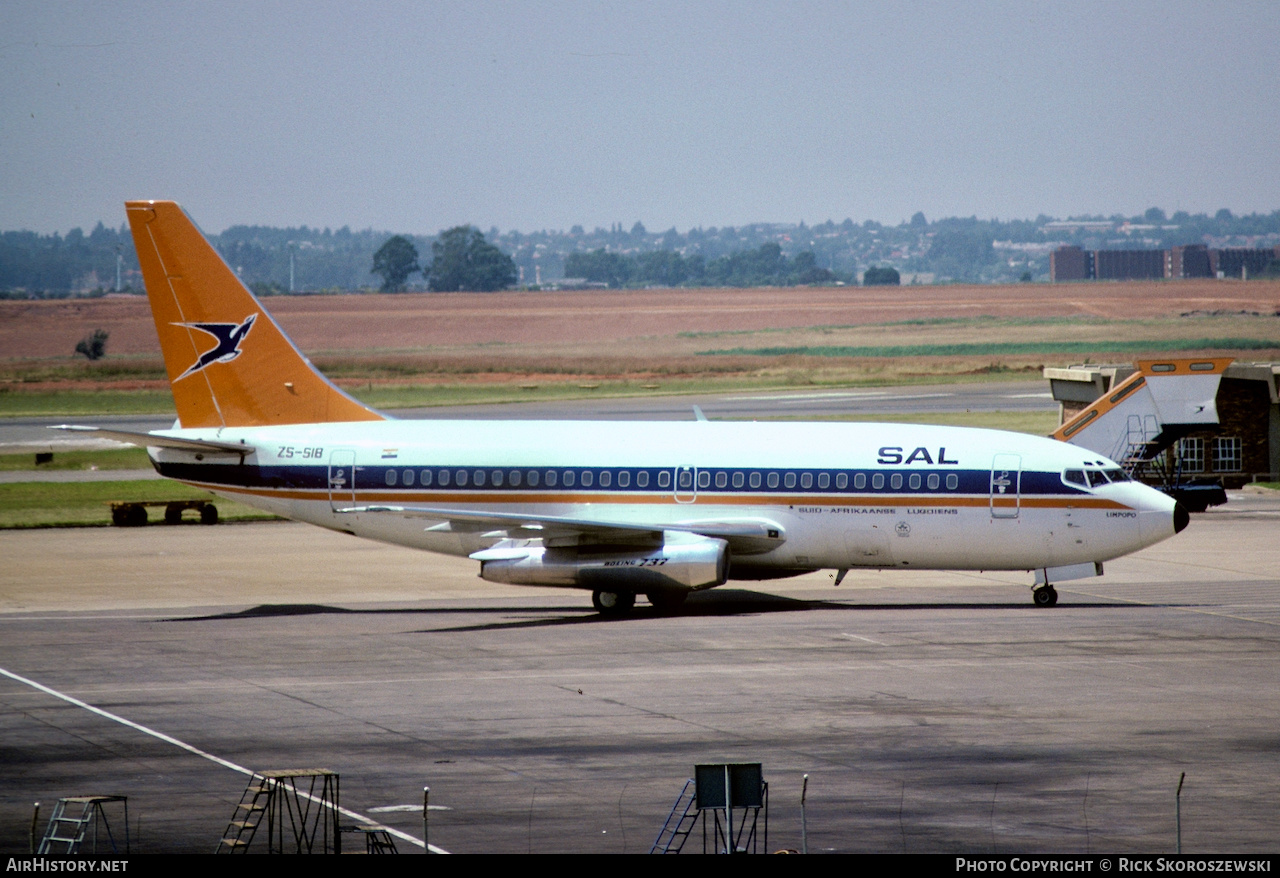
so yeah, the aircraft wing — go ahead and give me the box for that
[340,504,784,554]
[48,425,256,456]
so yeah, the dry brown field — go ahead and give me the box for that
[2,281,1278,393]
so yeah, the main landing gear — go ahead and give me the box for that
[1032,584,1058,607]
[590,589,689,616]
[592,589,636,616]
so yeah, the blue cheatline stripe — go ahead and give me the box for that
[156,462,1089,498]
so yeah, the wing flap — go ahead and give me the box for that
[341,504,785,554]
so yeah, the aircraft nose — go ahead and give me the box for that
[1174,501,1189,534]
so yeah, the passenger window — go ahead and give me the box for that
[582,471,594,487]
[854,473,866,489]
[509,470,522,486]
[658,471,670,488]
[564,471,575,487]
[385,469,397,486]
[749,472,761,488]
[403,469,415,486]
[715,471,727,489]
[909,473,921,490]
[890,473,903,489]
[545,470,557,487]
[767,472,780,489]
[455,470,468,486]
[528,470,540,487]
[636,471,649,488]
[438,469,450,486]
[872,473,884,489]
[697,471,710,489]
[784,472,796,489]
[473,470,485,486]
[801,473,813,489]
[835,473,847,489]
[490,470,502,487]
[817,473,829,489]
[599,471,611,487]
[927,473,939,490]
[946,474,958,490]
[618,471,630,488]
[733,472,744,488]
[421,470,433,486]
[679,470,692,489]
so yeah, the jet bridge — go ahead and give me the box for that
[1047,358,1234,510]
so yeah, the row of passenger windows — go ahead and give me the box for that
[381,467,963,491]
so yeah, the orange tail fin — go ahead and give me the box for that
[126,200,385,428]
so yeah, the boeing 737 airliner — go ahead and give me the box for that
[56,201,1188,614]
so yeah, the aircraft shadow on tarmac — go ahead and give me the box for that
[167,589,1125,632]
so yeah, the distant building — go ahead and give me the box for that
[1093,249,1165,280]
[1166,245,1211,278]
[1051,244,1280,282]
[1210,247,1279,280]
[1050,246,1093,281]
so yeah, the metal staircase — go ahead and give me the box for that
[217,774,272,853]
[650,778,698,854]
[216,769,341,854]
[38,796,129,855]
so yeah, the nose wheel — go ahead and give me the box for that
[1032,584,1058,607]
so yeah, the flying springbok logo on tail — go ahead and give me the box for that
[174,314,257,380]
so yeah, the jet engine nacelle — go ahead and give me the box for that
[476,533,729,592]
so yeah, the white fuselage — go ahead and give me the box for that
[149,419,1181,582]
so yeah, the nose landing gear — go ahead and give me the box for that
[1032,584,1058,607]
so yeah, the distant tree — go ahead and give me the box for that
[371,235,420,292]
[863,266,900,286]
[75,328,109,360]
[910,211,928,228]
[426,226,517,292]
[565,248,633,287]
[1019,270,1033,282]
[1143,207,1167,224]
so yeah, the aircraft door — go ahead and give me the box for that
[328,449,357,513]
[674,466,697,504]
[990,453,1021,519]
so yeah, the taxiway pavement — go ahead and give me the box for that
[2,491,1278,853]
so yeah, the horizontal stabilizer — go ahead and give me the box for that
[48,425,256,456]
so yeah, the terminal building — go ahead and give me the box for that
[1051,245,1279,282]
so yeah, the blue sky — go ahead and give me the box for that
[3,0,1278,235]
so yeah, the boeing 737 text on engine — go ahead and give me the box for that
[54,201,1188,614]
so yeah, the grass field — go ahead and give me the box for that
[0,479,277,528]
[0,447,152,471]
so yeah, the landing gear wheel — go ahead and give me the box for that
[646,590,688,613]
[200,503,219,525]
[592,589,636,616]
[1033,585,1058,607]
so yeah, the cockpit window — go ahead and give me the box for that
[1063,469,1087,487]
[1104,468,1129,482]
[1086,469,1109,487]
